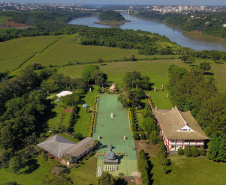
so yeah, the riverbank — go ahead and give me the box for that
[162,20,226,43]
[182,30,226,43]
[132,13,226,42]
[94,19,130,26]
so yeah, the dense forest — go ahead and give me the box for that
[98,10,125,22]
[0,10,93,41]
[168,65,226,162]
[77,27,178,55]
[134,11,226,38]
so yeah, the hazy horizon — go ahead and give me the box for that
[2,0,226,6]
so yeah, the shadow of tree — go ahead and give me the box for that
[149,83,155,90]
[204,72,214,76]
[38,99,57,132]
[147,155,154,185]
[20,159,40,175]
[115,177,128,185]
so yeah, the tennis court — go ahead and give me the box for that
[93,95,138,177]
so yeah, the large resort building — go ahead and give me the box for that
[154,106,209,152]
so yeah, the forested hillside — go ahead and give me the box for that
[0,10,92,41]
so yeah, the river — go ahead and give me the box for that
[68,13,226,51]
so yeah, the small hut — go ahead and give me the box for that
[109,83,117,93]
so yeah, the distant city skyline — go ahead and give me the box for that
[2,0,226,6]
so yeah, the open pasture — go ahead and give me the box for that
[0,36,60,71]
[151,155,226,185]
[28,36,146,67]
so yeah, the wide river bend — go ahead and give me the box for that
[68,13,226,52]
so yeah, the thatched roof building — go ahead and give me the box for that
[154,107,209,140]
[154,107,209,151]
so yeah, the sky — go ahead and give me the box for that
[2,0,226,6]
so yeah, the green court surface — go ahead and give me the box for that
[93,95,138,177]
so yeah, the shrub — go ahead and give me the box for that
[43,153,49,161]
[73,133,83,141]
[97,88,102,93]
[140,133,146,140]
[199,146,206,156]
[183,145,192,157]
[177,147,183,155]
[191,146,199,157]
[133,133,139,140]
[149,130,159,145]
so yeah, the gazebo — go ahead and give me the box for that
[109,83,117,93]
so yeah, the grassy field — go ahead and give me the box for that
[151,155,226,185]
[69,156,98,185]
[46,100,72,130]
[74,86,100,137]
[27,36,146,67]
[0,36,60,71]
[58,59,180,109]
[0,156,54,185]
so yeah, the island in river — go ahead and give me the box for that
[95,10,130,26]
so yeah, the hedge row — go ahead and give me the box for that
[88,95,98,137]
[129,107,137,132]
[129,107,147,140]
[178,146,206,157]
[67,105,78,132]
[138,149,151,185]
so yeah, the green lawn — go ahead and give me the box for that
[58,60,178,108]
[47,101,72,130]
[69,156,98,185]
[0,156,54,185]
[135,111,145,131]
[151,155,226,185]
[74,86,100,137]
[0,36,60,71]
[148,90,173,109]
